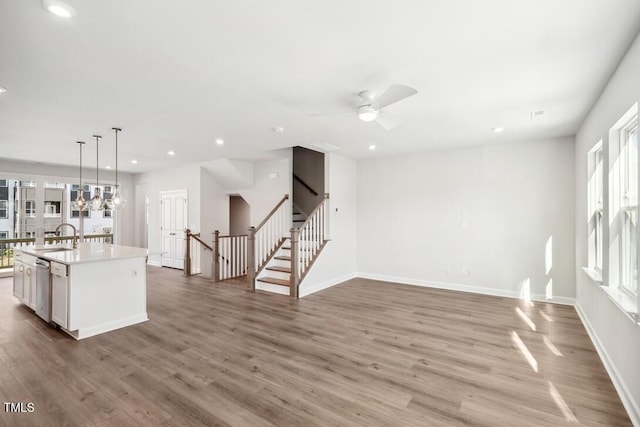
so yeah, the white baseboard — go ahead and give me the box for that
[356,272,575,306]
[574,302,640,426]
[300,272,358,298]
[63,313,149,340]
[147,260,162,267]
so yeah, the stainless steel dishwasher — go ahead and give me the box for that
[35,259,52,322]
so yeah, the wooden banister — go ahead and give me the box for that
[296,193,329,230]
[293,174,319,196]
[255,194,289,232]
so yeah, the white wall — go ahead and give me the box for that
[356,137,575,303]
[0,159,135,246]
[300,153,358,296]
[134,164,201,265]
[235,158,290,226]
[200,167,229,277]
[575,31,640,425]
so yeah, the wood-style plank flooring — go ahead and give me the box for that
[0,268,631,426]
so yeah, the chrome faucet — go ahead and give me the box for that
[55,223,78,249]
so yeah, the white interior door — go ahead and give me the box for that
[160,190,188,269]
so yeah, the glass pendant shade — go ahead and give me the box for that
[110,190,127,209]
[110,127,127,210]
[89,187,103,211]
[90,134,104,211]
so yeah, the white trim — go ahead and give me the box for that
[256,281,289,295]
[574,302,640,426]
[146,260,162,267]
[356,272,575,306]
[299,272,357,298]
[61,313,148,340]
[582,267,603,283]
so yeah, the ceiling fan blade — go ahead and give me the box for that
[308,111,352,117]
[375,113,400,130]
[371,84,417,110]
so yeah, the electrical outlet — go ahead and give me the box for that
[132,269,138,277]
[462,267,472,276]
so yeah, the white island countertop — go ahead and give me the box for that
[18,242,148,265]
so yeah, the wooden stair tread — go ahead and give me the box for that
[257,277,290,287]
[274,255,291,261]
[267,265,291,273]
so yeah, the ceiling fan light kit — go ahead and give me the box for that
[358,105,378,122]
[314,84,417,130]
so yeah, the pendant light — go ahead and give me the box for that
[89,134,104,211]
[107,127,127,210]
[71,141,88,211]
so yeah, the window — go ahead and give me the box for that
[71,184,90,192]
[71,209,90,218]
[103,208,113,218]
[0,231,7,239]
[44,201,61,218]
[620,118,638,295]
[588,143,604,272]
[0,180,7,187]
[25,201,36,218]
[0,200,6,219]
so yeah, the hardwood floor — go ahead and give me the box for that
[0,268,631,426]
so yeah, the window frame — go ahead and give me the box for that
[619,118,638,296]
[0,200,7,219]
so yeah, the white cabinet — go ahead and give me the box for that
[25,264,35,309]
[51,262,69,329]
[13,253,36,308]
[13,260,24,299]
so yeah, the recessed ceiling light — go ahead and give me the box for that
[215,138,224,146]
[167,150,175,156]
[273,127,285,133]
[368,144,376,150]
[0,86,7,94]
[492,127,505,133]
[105,165,112,170]
[130,159,138,164]
[41,0,77,18]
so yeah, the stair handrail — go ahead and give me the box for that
[296,193,329,230]
[255,194,289,231]
[185,229,211,276]
[248,194,290,291]
[290,193,330,297]
[293,173,319,196]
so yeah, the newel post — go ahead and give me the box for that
[213,230,220,282]
[290,227,300,298]
[184,229,191,277]
[247,226,256,291]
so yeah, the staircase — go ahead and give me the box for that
[253,195,329,297]
[255,204,304,294]
[256,240,292,294]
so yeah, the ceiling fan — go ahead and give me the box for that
[312,84,418,130]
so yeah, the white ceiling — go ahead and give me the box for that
[1,0,639,173]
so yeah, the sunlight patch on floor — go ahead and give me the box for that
[543,335,563,357]
[515,307,536,331]
[511,330,538,373]
[548,381,578,422]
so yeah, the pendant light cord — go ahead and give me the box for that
[93,135,101,187]
[77,141,85,192]
[112,127,121,191]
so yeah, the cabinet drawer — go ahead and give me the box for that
[51,262,68,277]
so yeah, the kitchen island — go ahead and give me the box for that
[15,242,148,340]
